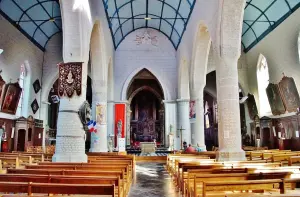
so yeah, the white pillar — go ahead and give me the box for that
[194,91,206,150]
[164,100,178,150]
[177,99,191,145]
[89,100,108,152]
[216,57,246,161]
[107,101,115,136]
[52,62,88,162]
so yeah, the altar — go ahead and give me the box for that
[140,142,156,155]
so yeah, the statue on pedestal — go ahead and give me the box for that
[108,135,113,152]
[117,119,122,137]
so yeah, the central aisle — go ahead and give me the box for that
[129,162,180,197]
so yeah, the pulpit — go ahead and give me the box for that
[140,142,156,155]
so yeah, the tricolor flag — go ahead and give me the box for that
[87,120,97,133]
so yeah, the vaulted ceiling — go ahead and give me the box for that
[0,0,299,53]
[242,0,300,52]
[0,0,62,51]
[102,0,196,49]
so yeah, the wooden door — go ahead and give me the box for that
[17,129,26,151]
[262,128,271,148]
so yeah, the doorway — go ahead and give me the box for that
[262,128,271,148]
[17,129,26,151]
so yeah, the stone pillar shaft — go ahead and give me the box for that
[194,93,206,150]
[52,62,88,162]
[164,101,177,149]
[216,57,245,161]
[177,99,191,145]
[90,100,108,152]
[107,101,115,136]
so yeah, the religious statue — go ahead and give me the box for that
[66,71,74,84]
[108,136,113,152]
[117,119,122,137]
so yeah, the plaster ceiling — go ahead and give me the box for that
[0,0,62,51]
[102,0,196,49]
[242,0,300,52]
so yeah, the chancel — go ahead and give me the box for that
[0,0,300,196]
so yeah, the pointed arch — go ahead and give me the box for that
[121,67,170,101]
[256,54,272,116]
[190,22,211,97]
[298,31,300,63]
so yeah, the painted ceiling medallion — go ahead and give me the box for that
[135,30,158,46]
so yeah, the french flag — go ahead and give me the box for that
[87,120,97,133]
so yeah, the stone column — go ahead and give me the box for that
[176,99,191,145]
[193,91,206,150]
[52,62,88,162]
[164,100,178,150]
[90,98,108,152]
[216,56,246,161]
[107,101,115,136]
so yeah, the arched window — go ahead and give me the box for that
[256,54,272,116]
[16,64,26,117]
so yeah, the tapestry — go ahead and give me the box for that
[278,76,300,112]
[32,79,41,94]
[96,102,106,125]
[246,93,258,120]
[0,74,6,109]
[58,62,82,98]
[189,100,196,119]
[1,82,22,114]
[31,99,39,114]
[266,83,286,115]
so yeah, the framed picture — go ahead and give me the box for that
[31,99,39,114]
[0,75,6,110]
[1,82,22,114]
[266,83,286,115]
[278,76,300,112]
[189,100,196,119]
[32,79,41,94]
[246,93,258,120]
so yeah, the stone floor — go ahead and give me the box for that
[128,162,180,197]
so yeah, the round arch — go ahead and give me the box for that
[121,67,170,101]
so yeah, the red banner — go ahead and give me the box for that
[115,103,125,139]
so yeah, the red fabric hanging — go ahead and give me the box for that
[115,103,125,138]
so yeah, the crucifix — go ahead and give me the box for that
[177,126,185,150]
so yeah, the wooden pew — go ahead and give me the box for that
[194,178,300,197]
[288,156,300,166]
[0,157,19,168]
[7,168,129,195]
[271,153,300,163]
[0,173,124,197]
[0,182,115,196]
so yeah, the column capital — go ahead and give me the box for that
[107,100,115,104]
[176,98,190,103]
[114,100,129,104]
[163,100,177,104]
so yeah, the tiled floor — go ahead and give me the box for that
[128,162,180,197]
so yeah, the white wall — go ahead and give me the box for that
[114,28,177,101]
[246,9,300,108]
[0,15,44,120]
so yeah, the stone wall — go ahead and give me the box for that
[0,15,44,120]
[115,28,177,101]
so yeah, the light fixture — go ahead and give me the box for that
[49,18,55,22]
[144,17,152,20]
[0,49,3,54]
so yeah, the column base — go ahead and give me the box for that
[216,149,246,161]
[89,148,108,153]
[52,153,88,163]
